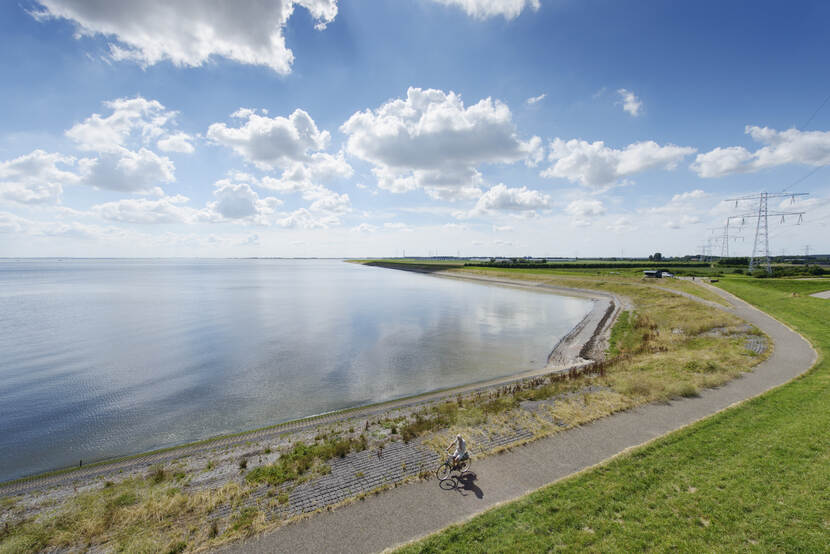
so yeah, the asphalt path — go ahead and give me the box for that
[221,281,816,554]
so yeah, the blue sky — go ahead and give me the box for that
[1,0,828,258]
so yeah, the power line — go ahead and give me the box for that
[777,91,830,192]
[782,164,823,193]
[801,91,830,130]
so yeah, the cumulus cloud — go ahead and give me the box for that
[207,108,331,171]
[0,150,79,204]
[208,108,352,218]
[672,189,707,202]
[0,211,27,233]
[258,153,353,196]
[606,216,635,233]
[275,208,339,229]
[691,126,830,178]
[31,0,338,74]
[646,188,710,229]
[430,0,540,19]
[157,132,195,154]
[201,178,282,224]
[616,88,642,116]
[341,87,542,197]
[566,198,606,217]
[60,97,194,194]
[543,138,696,189]
[305,187,351,214]
[351,222,377,233]
[66,96,181,153]
[78,148,175,193]
[0,210,129,241]
[526,93,546,105]
[91,195,195,224]
[493,225,513,231]
[666,214,700,229]
[459,183,550,218]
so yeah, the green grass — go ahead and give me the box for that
[245,434,368,486]
[399,276,829,553]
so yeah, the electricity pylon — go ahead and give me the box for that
[709,220,744,258]
[725,192,808,274]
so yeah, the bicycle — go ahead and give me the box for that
[436,453,471,481]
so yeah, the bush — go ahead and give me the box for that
[246,435,369,486]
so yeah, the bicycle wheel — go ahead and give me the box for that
[456,458,470,474]
[436,462,451,481]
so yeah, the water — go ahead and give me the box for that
[0,259,592,481]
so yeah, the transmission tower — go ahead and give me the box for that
[725,192,808,273]
[708,222,740,259]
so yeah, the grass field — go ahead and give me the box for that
[398,275,830,553]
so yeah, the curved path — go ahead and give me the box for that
[221,281,816,554]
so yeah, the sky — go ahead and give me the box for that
[1,0,829,258]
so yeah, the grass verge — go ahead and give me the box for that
[397,276,829,553]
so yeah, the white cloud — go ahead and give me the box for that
[430,0,540,19]
[275,208,339,229]
[91,195,195,224]
[0,150,78,204]
[66,96,178,153]
[493,225,513,231]
[201,178,282,224]
[0,210,131,241]
[351,223,378,233]
[606,216,635,233]
[672,189,707,202]
[0,212,27,233]
[157,132,195,154]
[667,214,700,229]
[208,108,331,171]
[78,148,175,193]
[526,93,546,105]
[645,188,712,229]
[341,87,542,195]
[245,166,353,218]
[692,126,830,178]
[616,88,642,117]
[258,153,353,200]
[383,222,413,231]
[543,138,696,188]
[306,187,351,214]
[31,0,338,74]
[566,198,606,217]
[460,183,550,218]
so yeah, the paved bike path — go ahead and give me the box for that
[222,282,816,554]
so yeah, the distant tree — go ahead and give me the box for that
[653,252,663,261]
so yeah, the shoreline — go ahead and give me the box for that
[0,266,619,493]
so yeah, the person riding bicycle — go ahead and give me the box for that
[446,434,468,467]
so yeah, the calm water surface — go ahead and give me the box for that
[0,259,591,481]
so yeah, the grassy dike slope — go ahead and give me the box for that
[400,276,830,552]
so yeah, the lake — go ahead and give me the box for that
[0,259,592,481]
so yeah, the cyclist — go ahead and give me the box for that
[446,434,468,467]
